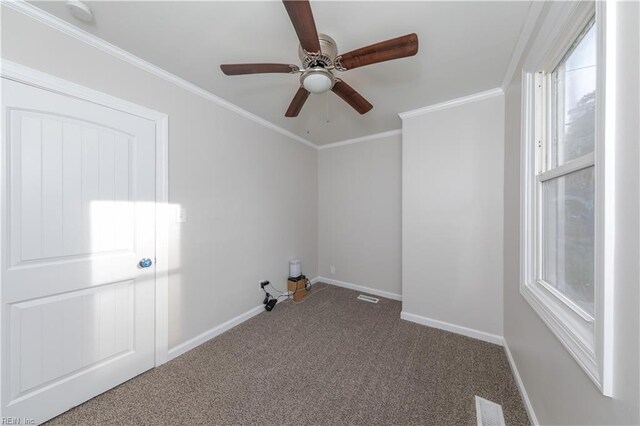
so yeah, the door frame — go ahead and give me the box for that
[0,61,170,383]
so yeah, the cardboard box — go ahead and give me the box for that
[287,275,308,302]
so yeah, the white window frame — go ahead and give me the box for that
[520,1,613,396]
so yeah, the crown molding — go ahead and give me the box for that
[0,59,169,122]
[501,1,545,90]
[398,88,503,120]
[317,129,402,150]
[2,0,317,149]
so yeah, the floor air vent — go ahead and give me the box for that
[475,396,505,426]
[357,295,379,303]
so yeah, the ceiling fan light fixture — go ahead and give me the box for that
[219,1,419,117]
[300,67,334,94]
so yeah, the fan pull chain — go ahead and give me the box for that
[325,93,330,123]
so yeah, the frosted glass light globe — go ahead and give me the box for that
[301,68,334,94]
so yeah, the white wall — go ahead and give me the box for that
[0,6,318,351]
[5,6,639,424]
[401,93,505,339]
[503,2,639,425]
[318,134,402,297]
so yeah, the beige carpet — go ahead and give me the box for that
[47,283,529,425]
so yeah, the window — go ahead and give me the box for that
[521,1,612,396]
[538,20,596,319]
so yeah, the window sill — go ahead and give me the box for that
[520,282,607,394]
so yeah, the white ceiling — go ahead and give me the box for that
[31,1,532,145]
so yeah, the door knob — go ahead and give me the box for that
[138,258,153,268]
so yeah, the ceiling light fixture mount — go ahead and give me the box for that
[65,0,94,23]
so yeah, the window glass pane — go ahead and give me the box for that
[542,166,595,316]
[552,22,596,167]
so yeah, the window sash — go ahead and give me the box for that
[533,169,596,322]
[534,63,596,321]
[535,165,596,322]
[537,152,595,182]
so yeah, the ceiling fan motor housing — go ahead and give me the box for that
[298,33,338,69]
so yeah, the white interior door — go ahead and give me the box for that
[1,79,157,424]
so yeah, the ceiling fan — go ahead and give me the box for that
[220,0,419,117]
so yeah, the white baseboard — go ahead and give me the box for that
[504,340,539,426]
[400,311,504,346]
[316,276,402,301]
[167,304,264,360]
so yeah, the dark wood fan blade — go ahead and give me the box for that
[331,80,373,114]
[220,63,297,75]
[285,87,310,117]
[282,0,321,53]
[337,33,418,70]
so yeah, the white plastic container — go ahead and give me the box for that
[289,258,301,278]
